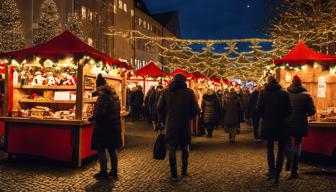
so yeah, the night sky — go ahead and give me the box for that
[144,0,271,40]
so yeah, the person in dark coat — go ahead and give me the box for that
[222,88,241,143]
[157,74,200,181]
[285,75,316,180]
[248,85,262,141]
[258,76,292,184]
[144,86,155,123]
[201,88,221,137]
[151,85,164,131]
[130,85,144,121]
[88,74,122,180]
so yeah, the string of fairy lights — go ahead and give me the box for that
[106,27,285,82]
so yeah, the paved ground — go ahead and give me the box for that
[0,122,335,192]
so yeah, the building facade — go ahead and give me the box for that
[14,0,180,68]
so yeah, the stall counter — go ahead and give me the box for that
[0,117,96,167]
[302,121,336,156]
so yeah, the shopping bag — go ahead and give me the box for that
[153,133,166,160]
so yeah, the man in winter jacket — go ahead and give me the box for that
[285,75,316,180]
[157,74,200,181]
[89,74,122,180]
[258,76,292,184]
[130,85,144,121]
[248,85,262,141]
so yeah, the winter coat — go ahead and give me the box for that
[242,93,251,114]
[258,82,292,140]
[201,93,221,124]
[130,90,144,107]
[222,92,241,128]
[248,90,260,119]
[157,80,200,147]
[89,84,122,149]
[287,84,316,137]
[151,90,162,123]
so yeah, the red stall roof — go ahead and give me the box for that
[210,74,221,84]
[192,71,208,80]
[1,30,129,68]
[169,68,193,79]
[133,61,167,77]
[274,41,336,65]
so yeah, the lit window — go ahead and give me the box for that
[81,6,86,19]
[139,18,142,25]
[89,11,93,21]
[123,3,127,12]
[147,23,150,30]
[87,38,93,46]
[131,9,134,16]
[113,5,117,13]
[143,21,146,28]
[119,0,123,9]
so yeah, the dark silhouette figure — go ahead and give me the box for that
[89,74,122,180]
[258,76,292,184]
[285,75,316,180]
[157,74,199,181]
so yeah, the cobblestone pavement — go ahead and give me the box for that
[0,122,335,192]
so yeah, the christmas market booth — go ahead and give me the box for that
[0,31,129,167]
[128,61,167,94]
[275,41,336,157]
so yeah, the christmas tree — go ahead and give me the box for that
[0,0,25,51]
[65,13,85,41]
[33,0,62,45]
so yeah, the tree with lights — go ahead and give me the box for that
[269,0,336,55]
[0,0,25,51]
[33,0,62,45]
[65,12,85,41]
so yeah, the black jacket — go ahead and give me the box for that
[89,84,122,149]
[201,93,221,124]
[287,84,316,137]
[258,81,292,140]
[157,80,199,147]
[130,89,144,107]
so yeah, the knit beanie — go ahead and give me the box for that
[96,73,106,87]
[292,75,302,85]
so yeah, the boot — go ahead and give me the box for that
[93,171,109,180]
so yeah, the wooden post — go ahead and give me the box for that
[75,62,84,120]
[121,71,127,145]
[3,64,9,116]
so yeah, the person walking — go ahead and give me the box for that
[222,88,241,143]
[89,74,122,180]
[130,85,144,121]
[201,88,221,137]
[258,76,292,184]
[144,86,155,123]
[248,85,262,142]
[285,75,316,180]
[151,85,164,131]
[157,74,199,181]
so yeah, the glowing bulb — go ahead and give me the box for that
[301,65,308,70]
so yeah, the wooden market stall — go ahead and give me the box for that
[0,31,129,167]
[128,61,167,94]
[275,41,336,156]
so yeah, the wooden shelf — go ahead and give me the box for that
[13,85,94,90]
[85,73,122,81]
[19,99,76,104]
[84,98,97,103]
[18,98,97,104]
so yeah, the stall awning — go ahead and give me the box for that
[210,75,221,84]
[192,71,207,80]
[274,41,336,65]
[169,68,193,79]
[133,61,167,77]
[0,30,129,68]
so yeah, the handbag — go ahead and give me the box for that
[153,133,166,160]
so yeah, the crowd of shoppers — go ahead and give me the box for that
[89,73,316,184]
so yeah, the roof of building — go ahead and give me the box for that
[152,11,180,37]
[134,0,150,15]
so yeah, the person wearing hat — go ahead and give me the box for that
[285,75,316,180]
[257,76,292,184]
[88,73,122,180]
[201,88,221,137]
[157,73,200,181]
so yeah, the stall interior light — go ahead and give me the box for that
[313,62,319,68]
[301,65,308,70]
